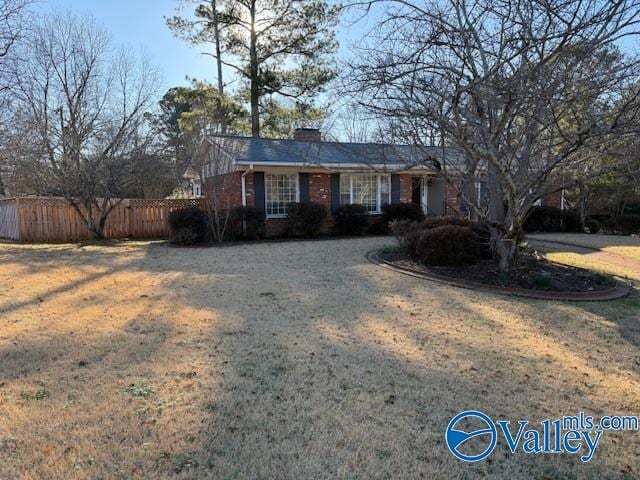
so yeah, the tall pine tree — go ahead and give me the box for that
[168,0,340,137]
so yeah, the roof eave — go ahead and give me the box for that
[234,160,439,173]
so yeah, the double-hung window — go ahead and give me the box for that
[339,173,390,214]
[265,173,298,218]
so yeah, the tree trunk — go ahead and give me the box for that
[578,181,587,230]
[486,162,518,270]
[211,0,226,134]
[249,0,260,137]
[495,236,517,271]
[84,203,105,240]
[87,218,105,240]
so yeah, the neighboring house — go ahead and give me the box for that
[168,164,203,199]
[200,128,561,236]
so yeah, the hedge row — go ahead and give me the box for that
[523,206,640,235]
[168,202,428,245]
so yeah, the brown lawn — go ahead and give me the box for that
[0,238,638,479]
[529,233,640,283]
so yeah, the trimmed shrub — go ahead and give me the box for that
[227,206,266,241]
[371,202,425,235]
[286,202,327,238]
[367,218,390,235]
[623,203,640,215]
[382,203,425,225]
[562,209,581,232]
[333,204,369,236]
[392,216,491,264]
[523,206,580,233]
[614,214,640,235]
[168,207,208,245]
[584,217,601,234]
[413,225,480,266]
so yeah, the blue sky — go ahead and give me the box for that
[38,0,233,91]
[38,0,368,95]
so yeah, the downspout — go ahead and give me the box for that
[241,164,254,207]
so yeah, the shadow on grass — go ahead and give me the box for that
[1,238,638,478]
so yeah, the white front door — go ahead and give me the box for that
[421,177,429,214]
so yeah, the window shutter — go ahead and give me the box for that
[299,173,310,203]
[330,173,340,214]
[391,175,401,203]
[253,172,266,217]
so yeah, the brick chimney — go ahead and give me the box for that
[293,128,321,142]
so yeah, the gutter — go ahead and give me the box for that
[234,160,439,173]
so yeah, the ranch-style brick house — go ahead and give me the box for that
[200,128,562,236]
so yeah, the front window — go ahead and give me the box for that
[340,174,390,213]
[266,174,298,217]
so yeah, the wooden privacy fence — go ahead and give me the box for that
[0,197,205,243]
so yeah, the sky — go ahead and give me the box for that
[38,0,234,91]
[37,0,369,95]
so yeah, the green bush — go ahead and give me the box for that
[367,218,391,235]
[623,203,640,215]
[585,217,601,234]
[413,225,480,266]
[227,206,266,241]
[167,207,208,245]
[382,203,425,225]
[333,204,369,236]
[286,202,327,237]
[393,216,492,260]
[371,202,425,235]
[392,216,490,265]
[523,206,580,233]
[613,214,640,235]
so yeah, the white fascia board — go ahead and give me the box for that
[234,160,439,173]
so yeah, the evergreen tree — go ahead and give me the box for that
[167,0,340,137]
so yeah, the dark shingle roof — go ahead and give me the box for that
[208,135,464,171]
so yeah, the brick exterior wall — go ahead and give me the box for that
[293,129,321,142]
[204,171,243,209]
[205,170,256,210]
[308,173,331,208]
[208,169,472,237]
[543,190,562,208]
[445,182,462,215]
[206,169,565,237]
[399,174,413,203]
[265,218,289,237]
[307,173,333,234]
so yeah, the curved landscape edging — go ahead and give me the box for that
[367,251,633,302]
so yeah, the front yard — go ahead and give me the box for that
[529,233,640,283]
[0,238,639,479]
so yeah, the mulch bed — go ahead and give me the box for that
[380,251,615,293]
[372,250,633,301]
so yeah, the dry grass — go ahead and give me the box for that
[529,233,640,283]
[0,238,639,479]
[530,233,640,261]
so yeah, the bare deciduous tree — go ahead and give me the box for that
[0,0,33,195]
[192,138,236,242]
[347,0,640,269]
[6,13,161,238]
